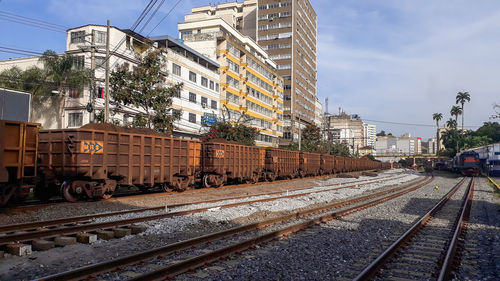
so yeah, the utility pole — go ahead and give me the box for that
[90,29,96,123]
[104,20,110,123]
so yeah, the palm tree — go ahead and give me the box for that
[450,106,462,124]
[456,91,470,130]
[39,50,91,96]
[432,113,443,154]
[446,118,457,129]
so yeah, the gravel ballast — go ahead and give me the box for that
[0,170,419,280]
[174,175,463,280]
[454,178,500,280]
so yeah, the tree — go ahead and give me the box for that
[376,130,386,137]
[432,112,443,153]
[110,49,181,132]
[39,50,91,96]
[474,122,500,143]
[201,120,259,146]
[450,105,462,124]
[446,118,457,129]
[301,124,322,152]
[456,91,470,131]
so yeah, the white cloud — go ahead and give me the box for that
[315,1,500,138]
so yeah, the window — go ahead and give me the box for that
[211,100,217,109]
[68,88,81,98]
[189,71,196,82]
[73,56,85,70]
[284,85,291,90]
[209,80,214,90]
[201,76,208,87]
[201,96,208,107]
[215,83,219,92]
[189,92,196,103]
[189,113,196,123]
[173,87,181,98]
[95,31,106,44]
[70,31,85,43]
[68,112,83,127]
[95,56,106,69]
[172,63,181,76]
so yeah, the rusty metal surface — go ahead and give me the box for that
[299,152,321,176]
[0,120,39,205]
[202,142,263,181]
[320,154,335,174]
[264,147,299,178]
[38,129,201,189]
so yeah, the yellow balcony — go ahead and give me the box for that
[219,49,229,55]
[220,83,229,88]
[219,66,229,72]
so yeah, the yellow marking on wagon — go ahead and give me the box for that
[81,141,104,154]
[215,150,225,159]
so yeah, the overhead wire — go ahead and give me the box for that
[147,0,184,36]
[0,10,67,33]
[138,0,166,34]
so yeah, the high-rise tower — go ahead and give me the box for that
[184,0,317,145]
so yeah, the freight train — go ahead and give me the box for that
[0,121,390,206]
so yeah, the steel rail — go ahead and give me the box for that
[353,177,470,281]
[438,178,474,281]
[128,178,435,281]
[2,169,388,213]
[0,174,405,234]
[35,177,433,281]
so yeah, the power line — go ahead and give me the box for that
[0,10,67,33]
[147,0,184,36]
[0,46,44,56]
[362,118,482,128]
[131,0,158,31]
[138,0,166,34]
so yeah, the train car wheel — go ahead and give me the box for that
[61,182,78,203]
[202,174,212,188]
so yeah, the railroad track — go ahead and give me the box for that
[35,176,434,281]
[1,169,384,212]
[353,177,473,281]
[0,174,410,249]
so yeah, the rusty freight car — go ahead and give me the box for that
[299,152,321,177]
[0,120,39,206]
[201,141,262,187]
[263,147,299,180]
[320,154,336,175]
[37,128,201,202]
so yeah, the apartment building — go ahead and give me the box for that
[151,35,220,138]
[183,0,318,144]
[257,0,317,142]
[0,25,221,138]
[314,96,323,128]
[324,113,365,155]
[363,123,376,147]
[178,17,284,147]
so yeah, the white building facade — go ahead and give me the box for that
[363,123,376,147]
[0,25,222,138]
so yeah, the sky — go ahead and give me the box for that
[1,0,499,139]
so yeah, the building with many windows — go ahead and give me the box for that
[151,35,220,138]
[324,113,365,155]
[183,0,318,144]
[363,123,376,147]
[0,25,221,138]
[178,17,284,147]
